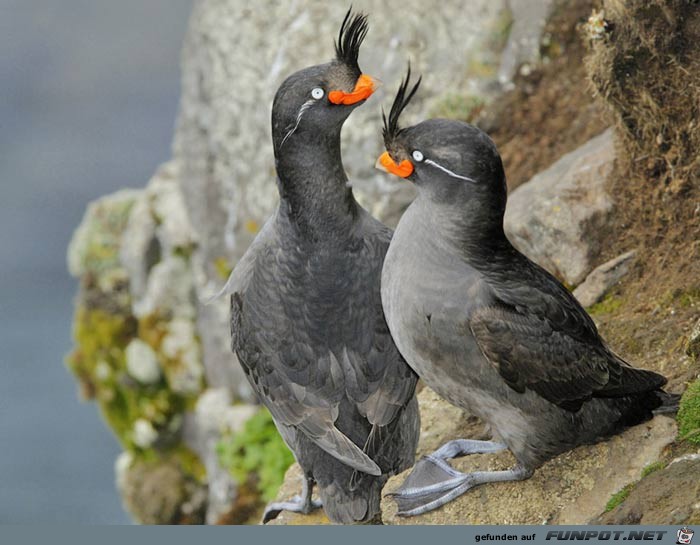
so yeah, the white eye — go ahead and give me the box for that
[412,150,424,162]
[311,88,324,100]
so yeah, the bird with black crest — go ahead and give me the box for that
[376,67,678,517]
[218,10,419,524]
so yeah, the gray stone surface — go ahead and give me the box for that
[183,388,257,524]
[594,455,700,525]
[505,129,616,286]
[573,250,637,308]
[497,0,555,87]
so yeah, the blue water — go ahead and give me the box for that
[0,0,192,523]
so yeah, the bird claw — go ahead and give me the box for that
[261,495,322,524]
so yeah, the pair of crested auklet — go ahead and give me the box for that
[220,9,676,523]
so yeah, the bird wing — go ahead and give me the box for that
[232,289,382,476]
[470,257,665,411]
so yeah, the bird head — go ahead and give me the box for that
[272,9,378,152]
[377,67,507,217]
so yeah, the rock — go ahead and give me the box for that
[497,0,554,87]
[67,169,220,523]
[116,455,206,525]
[594,455,700,525]
[381,395,676,524]
[67,189,140,309]
[182,388,258,524]
[687,318,700,361]
[573,250,637,308]
[504,129,616,286]
[119,200,158,303]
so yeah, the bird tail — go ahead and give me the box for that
[614,387,678,429]
[652,390,681,415]
[316,472,384,524]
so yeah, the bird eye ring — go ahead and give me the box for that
[311,88,324,100]
[412,150,424,162]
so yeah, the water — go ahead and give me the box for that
[0,0,192,523]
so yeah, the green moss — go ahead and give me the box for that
[67,190,206,489]
[675,287,700,309]
[137,314,168,350]
[214,256,233,280]
[67,306,193,450]
[588,294,623,316]
[641,460,666,478]
[67,307,137,399]
[605,483,634,512]
[430,94,485,122]
[138,313,205,398]
[171,444,207,483]
[677,379,700,444]
[217,408,295,502]
[660,286,700,309]
[603,459,665,512]
[173,244,195,260]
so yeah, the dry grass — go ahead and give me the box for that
[581,0,700,391]
[585,0,700,186]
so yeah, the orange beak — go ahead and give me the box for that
[328,74,377,105]
[376,151,414,178]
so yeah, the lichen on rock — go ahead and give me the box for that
[125,339,162,385]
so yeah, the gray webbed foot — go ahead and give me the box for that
[388,439,530,517]
[261,476,321,524]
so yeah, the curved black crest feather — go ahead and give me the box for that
[382,65,421,147]
[335,8,369,73]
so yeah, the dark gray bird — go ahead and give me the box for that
[221,12,419,524]
[377,69,676,517]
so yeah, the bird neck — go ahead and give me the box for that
[274,129,359,240]
[418,195,512,264]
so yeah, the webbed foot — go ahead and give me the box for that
[388,439,531,517]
